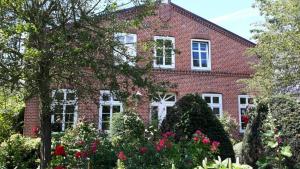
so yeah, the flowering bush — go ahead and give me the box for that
[50,122,116,169]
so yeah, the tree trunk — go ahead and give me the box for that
[38,62,52,169]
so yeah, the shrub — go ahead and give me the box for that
[0,134,40,169]
[219,112,241,144]
[195,156,252,169]
[110,111,145,145]
[161,94,235,160]
[51,122,116,169]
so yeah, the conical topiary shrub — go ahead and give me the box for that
[161,93,235,160]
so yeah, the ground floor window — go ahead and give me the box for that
[99,90,123,131]
[51,89,77,132]
[150,93,176,125]
[238,95,254,132]
[202,93,223,117]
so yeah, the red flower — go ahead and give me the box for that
[162,131,175,138]
[193,137,199,143]
[276,137,283,145]
[211,141,220,152]
[91,142,97,153]
[118,151,127,161]
[241,115,250,124]
[32,127,39,136]
[75,151,82,158]
[54,145,66,156]
[54,166,66,169]
[202,137,210,144]
[139,147,148,155]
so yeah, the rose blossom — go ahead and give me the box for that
[118,151,127,161]
[193,137,199,143]
[54,145,66,156]
[139,147,148,155]
[202,137,210,144]
[211,141,220,152]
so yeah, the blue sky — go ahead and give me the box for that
[171,0,264,41]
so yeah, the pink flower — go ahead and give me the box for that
[202,137,210,144]
[162,131,175,138]
[241,115,250,124]
[54,166,66,169]
[156,138,166,152]
[32,127,39,136]
[193,137,199,143]
[211,141,220,152]
[139,147,148,155]
[276,137,283,145]
[195,130,202,135]
[118,151,127,161]
[91,142,97,153]
[53,145,66,156]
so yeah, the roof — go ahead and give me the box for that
[117,2,256,47]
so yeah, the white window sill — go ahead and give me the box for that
[191,67,211,71]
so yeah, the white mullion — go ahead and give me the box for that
[163,40,166,66]
[62,91,67,131]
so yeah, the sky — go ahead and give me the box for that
[171,0,264,42]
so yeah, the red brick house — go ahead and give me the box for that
[24,0,256,136]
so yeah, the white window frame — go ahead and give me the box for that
[202,93,223,117]
[153,36,175,69]
[150,93,176,125]
[51,89,78,132]
[99,90,123,131]
[191,39,211,71]
[238,95,254,133]
[114,33,137,66]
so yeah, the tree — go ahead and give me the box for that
[0,0,159,168]
[245,0,300,98]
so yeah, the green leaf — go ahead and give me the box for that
[267,141,278,148]
[281,146,292,157]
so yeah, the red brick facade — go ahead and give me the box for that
[24,2,256,136]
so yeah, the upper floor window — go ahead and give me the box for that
[238,95,254,132]
[99,90,123,131]
[114,33,137,65]
[202,93,222,117]
[191,39,211,71]
[153,36,175,69]
[51,89,78,132]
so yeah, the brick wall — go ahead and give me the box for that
[23,3,255,136]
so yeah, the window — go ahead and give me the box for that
[153,36,175,69]
[99,90,123,131]
[114,33,137,65]
[150,93,176,125]
[51,89,78,132]
[191,39,211,70]
[238,95,254,132]
[202,94,222,117]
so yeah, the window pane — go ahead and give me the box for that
[66,92,76,100]
[241,108,247,115]
[65,113,74,123]
[193,60,199,67]
[204,97,211,103]
[200,43,207,51]
[165,57,172,65]
[113,106,121,113]
[156,56,163,65]
[240,97,246,104]
[117,36,125,43]
[54,113,63,123]
[102,105,110,114]
[102,122,110,130]
[165,95,176,101]
[65,105,75,114]
[192,42,199,50]
[193,52,199,60]
[165,49,172,57]
[54,92,64,101]
[201,60,207,67]
[102,93,110,101]
[52,123,62,132]
[213,108,220,115]
[166,107,172,115]
[126,35,135,43]
[156,48,163,57]
[102,114,110,122]
[165,40,172,48]
[201,52,207,60]
[65,123,73,130]
[213,97,219,103]
[156,39,163,47]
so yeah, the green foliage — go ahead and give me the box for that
[244,0,300,97]
[110,111,145,145]
[161,94,235,160]
[0,88,25,143]
[219,112,241,144]
[195,156,252,169]
[51,122,116,169]
[0,134,40,169]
